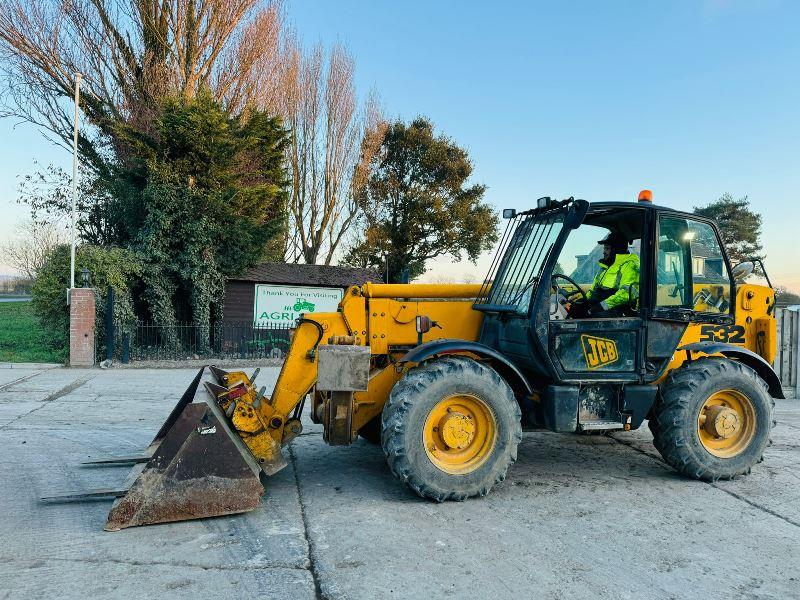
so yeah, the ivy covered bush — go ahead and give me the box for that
[115,93,289,349]
[31,244,142,361]
[29,92,291,357]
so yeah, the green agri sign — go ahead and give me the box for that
[254,285,343,326]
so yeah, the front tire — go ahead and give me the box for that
[381,356,522,501]
[651,358,773,480]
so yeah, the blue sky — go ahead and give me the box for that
[1,0,798,289]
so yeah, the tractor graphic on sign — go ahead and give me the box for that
[293,298,316,312]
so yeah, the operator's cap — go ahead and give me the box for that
[597,231,630,250]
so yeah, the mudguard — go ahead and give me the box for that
[679,341,785,399]
[400,338,533,395]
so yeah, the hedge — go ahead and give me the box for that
[31,244,143,360]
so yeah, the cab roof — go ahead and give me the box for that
[588,200,681,213]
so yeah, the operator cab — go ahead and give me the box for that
[475,192,736,388]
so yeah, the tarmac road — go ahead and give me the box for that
[0,364,798,599]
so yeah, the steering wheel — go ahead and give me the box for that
[551,273,589,304]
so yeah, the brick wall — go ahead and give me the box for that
[69,288,95,367]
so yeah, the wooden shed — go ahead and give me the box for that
[222,262,382,323]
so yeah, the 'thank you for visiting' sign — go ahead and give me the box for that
[253,284,344,326]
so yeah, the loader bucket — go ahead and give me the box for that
[42,367,268,530]
[103,368,264,530]
[105,401,264,531]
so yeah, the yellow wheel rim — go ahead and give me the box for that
[423,394,497,475]
[697,389,757,458]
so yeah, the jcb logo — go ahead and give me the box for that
[581,335,618,370]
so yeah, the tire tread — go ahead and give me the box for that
[651,357,772,481]
[381,356,522,501]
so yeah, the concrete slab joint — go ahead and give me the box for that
[69,288,96,367]
[2,366,800,598]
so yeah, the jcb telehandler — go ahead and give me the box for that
[48,194,782,530]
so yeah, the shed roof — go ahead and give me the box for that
[229,262,383,287]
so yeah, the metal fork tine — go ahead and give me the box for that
[40,488,129,501]
[80,454,152,466]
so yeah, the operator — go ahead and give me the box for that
[571,231,640,318]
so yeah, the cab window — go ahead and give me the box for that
[656,216,732,314]
[553,207,643,285]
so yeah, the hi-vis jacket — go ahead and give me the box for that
[586,253,640,309]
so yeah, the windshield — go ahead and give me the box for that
[484,211,565,313]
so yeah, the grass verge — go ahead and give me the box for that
[0,301,64,363]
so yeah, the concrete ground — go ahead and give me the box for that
[1,365,799,600]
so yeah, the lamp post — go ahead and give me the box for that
[68,72,82,301]
[80,267,90,288]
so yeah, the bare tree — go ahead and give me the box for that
[276,37,382,265]
[0,219,67,279]
[0,0,283,160]
[0,1,380,265]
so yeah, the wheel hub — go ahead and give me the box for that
[702,405,740,439]
[423,393,497,474]
[697,389,757,458]
[439,412,476,450]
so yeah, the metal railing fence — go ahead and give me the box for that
[98,320,292,362]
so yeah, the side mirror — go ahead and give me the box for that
[502,208,516,219]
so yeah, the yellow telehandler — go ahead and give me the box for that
[46,195,782,530]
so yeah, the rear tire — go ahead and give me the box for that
[381,356,522,501]
[651,357,772,480]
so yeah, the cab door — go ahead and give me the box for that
[646,213,737,379]
[549,319,642,381]
[546,215,645,382]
